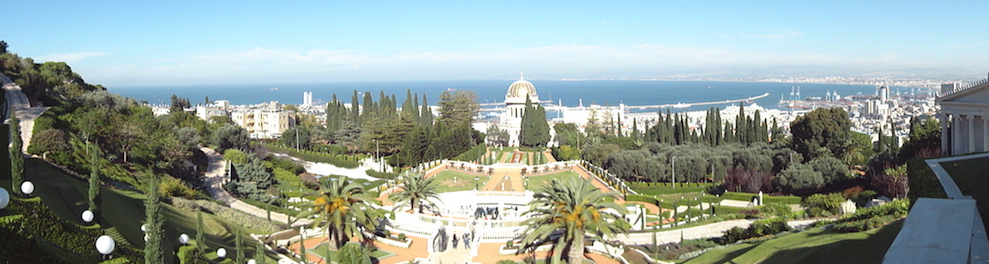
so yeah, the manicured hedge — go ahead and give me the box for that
[265,144,363,168]
[365,169,398,180]
[628,182,717,195]
[720,192,802,204]
[453,144,487,162]
[830,199,909,232]
[906,158,947,204]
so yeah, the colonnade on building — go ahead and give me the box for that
[937,73,989,156]
[940,113,989,155]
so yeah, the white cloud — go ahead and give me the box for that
[35,51,107,63]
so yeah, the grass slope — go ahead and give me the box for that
[430,170,490,193]
[940,156,989,231]
[683,219,903,264]
[16,158,279,263]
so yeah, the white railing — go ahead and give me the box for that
[941,75,989,98]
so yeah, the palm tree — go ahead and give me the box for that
[518,177,629,263]
[302,178,383,249]
[390,172,440,214]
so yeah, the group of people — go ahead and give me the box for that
[450,232,473,249]
[473,206,501,220]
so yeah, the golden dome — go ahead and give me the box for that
[506,73,537,98]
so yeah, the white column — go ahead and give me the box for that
[984,117,989,152]
[940,113,950,155]
[969,115,976,154]
[953,114,962,155]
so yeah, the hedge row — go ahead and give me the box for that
[453,144,487,162]
[365,169,399,180]
[830,199,910,232]
[627,182,716,195]
[906,158,947,204]
[722,217,790,244]
[720,192,802,204]
[265,144,363,168]
[190,199,285,233]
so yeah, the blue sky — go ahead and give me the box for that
[3,1,987,86]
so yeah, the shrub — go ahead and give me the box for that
[397,233,406,241]
[679,238,719,248]
[761,203,792,218]
[721,217,789,244]
[496,260,517,264]
[193,200,283,233]
[505,240,514,248]
[801,193,844,217]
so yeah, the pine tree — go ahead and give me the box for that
[144,172,164,264]
[9,115,22,195]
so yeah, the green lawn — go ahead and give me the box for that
[8,158,280,263]
[940,156,989,231]
[524,171,579,190]
[683,219,903,264]
[431,171,490,193]
[306,242,394,262]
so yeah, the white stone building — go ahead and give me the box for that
[230,101,296,139]
[937,74,989,155]
[501,74,541,147]
[195,100,230,121]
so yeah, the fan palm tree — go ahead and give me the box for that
[390,172,440,214]
[518,177,629,263]
[301,178,383,249]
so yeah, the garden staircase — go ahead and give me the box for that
[104,226,135,247]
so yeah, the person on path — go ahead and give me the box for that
[452,234,459,249]
[462,233,471,249]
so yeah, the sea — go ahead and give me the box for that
[110,80,926,113]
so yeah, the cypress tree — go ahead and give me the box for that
[520,98,550,147]
[236,230,245,263]
[351,90,360,125]
[9,115,22,195]
[196,212,206,253]
[255,239,267,264]
[420,97,433,126]
[145,172,164,264]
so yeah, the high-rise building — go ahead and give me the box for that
[303,92,313,106]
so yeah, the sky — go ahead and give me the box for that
[2,1,988,87]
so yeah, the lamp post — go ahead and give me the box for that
[0,188,9,210]
[20,181,34,196]
[671,156,677,189]
[374,139,381,172]
[475,176,479,190]
[96,235,115,260]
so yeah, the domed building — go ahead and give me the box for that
[502,73,540,146]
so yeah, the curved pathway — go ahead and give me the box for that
[2,73,49,153]
[616,219,818,245]
[201,147,312,227]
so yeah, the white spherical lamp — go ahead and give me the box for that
[144,234,150,242]
[247,259,257,264]
[20,181,34,195]
[141,224,148,232]
[216,248,227,258]
[178,233,190,245]
[95,235,115,255]
[0,188,8,209]
[82,210,94,223]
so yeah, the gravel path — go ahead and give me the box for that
[201,147,312,227]
[2,73,49,153]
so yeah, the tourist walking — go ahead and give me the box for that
[452,233,459,249]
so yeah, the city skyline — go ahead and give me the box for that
[3,1,988,86]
